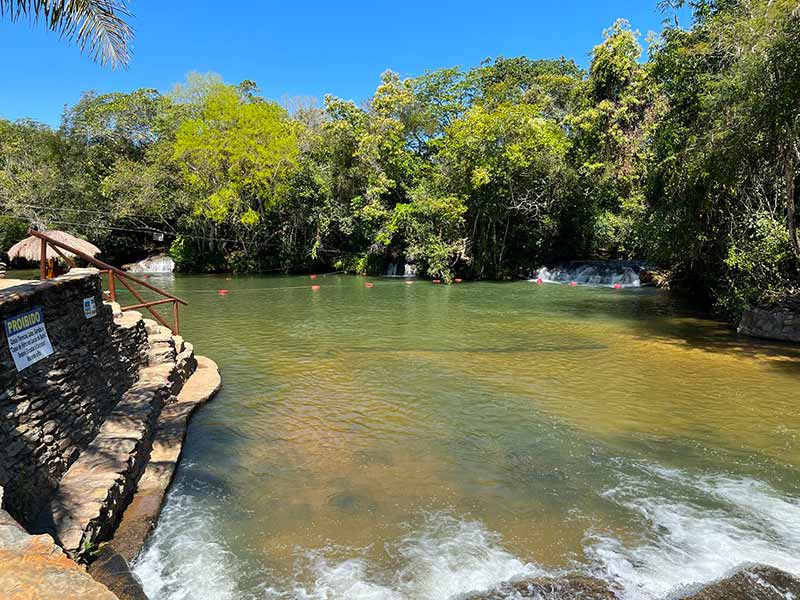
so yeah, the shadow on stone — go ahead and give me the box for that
[87,545,148,600]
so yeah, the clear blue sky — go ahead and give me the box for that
[0,1,687,127]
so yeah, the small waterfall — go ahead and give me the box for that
[125,255,175,273]
[535,261,644,287]
[385,258,416,278]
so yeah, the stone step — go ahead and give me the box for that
[32,318,198,561]
[105,356,220,565]
[33,385,165,558]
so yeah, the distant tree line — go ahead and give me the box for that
[1,0,799,318]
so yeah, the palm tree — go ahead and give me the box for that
[0,0,132,68]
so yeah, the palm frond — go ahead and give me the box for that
[0,0,133,68]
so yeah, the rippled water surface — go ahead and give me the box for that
[120,275,800,599]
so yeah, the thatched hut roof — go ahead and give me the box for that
[7,231,101,262]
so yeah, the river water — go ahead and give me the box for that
[117,275,799,599]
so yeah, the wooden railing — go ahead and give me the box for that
[30,230,187,334]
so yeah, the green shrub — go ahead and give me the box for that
[717,213,798,318]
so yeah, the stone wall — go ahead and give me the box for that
[0,270,148,527]
[737,306,800,342]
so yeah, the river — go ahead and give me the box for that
[111,274,800,599]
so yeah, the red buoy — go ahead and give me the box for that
[536,278,543,284]
[432,279,442,284]
[310,274,317,280]
[311,285,321,291]
[365,282,374,288]
[613,283,622,289]
[454,278,463,283]
[218,289,229,295]
[569,281,578,287]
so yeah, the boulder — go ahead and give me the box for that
[462,576,616,599]
[679,565,800,600]
[87,545,148,600]
[639,268,669,287]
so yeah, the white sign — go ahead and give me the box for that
[4,307,53,371]
[83,297,97,319]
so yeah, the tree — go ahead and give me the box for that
[171,78,300,268]
[0,0,133,67]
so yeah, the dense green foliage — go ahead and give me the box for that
[1,0,799,317]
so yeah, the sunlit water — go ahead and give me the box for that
[106,274,800,599]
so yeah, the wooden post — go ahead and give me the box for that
[109,271,116,302]
[39,239,47,280]
[172,301,180,335]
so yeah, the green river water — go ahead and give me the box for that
[94,274,799,599]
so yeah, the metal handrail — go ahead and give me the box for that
[29,229,186,334]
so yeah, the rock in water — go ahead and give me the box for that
[679,565,800,600]
[87,545,148,600]
[462,576,616,599]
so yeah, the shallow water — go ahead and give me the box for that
[118,275,799,599]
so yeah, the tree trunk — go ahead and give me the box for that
[786,158,800,259]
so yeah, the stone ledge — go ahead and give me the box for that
[108,356,221,564]
[738,306,800,342]
[31,313,198,561]
[0,507,118,600]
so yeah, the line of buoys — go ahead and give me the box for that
[310,274,317,280]
[365,282,374,288]
[217,289,229,295]
[311,285,321,291]
[569,281,578,287]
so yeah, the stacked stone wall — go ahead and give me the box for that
[0,270,148,527]
[738,307,800,342]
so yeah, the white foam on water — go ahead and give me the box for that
[587,465,800,600]
[133,491,245,600]
[270,513,543,600]
[534,264,642,288]
[135,467,800,600]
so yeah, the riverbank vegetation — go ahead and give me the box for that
[1,0,799,318]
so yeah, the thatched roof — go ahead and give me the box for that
[7,231,101,262]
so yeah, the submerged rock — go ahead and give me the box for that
[462,576,616,599]
[678,565,800,600]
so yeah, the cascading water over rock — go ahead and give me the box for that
[534,261,648,287]
[385,259,417,278]
[124,255,175,274]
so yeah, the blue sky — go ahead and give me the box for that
[0,1,687,126]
